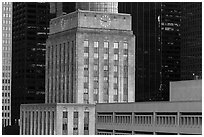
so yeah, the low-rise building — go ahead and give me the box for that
[95,80,202,135]
[20,103,95,135]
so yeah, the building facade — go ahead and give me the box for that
[95,80,202,135]
[20,4,135,134]
[20,103,95,135]
[118,2,181,101]
[11,2,50,125]
[180,2,202,80]
[2,2,12,127]
[45,10,135,104]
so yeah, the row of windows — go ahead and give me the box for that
[2,79,11,84]
[2,72,11,77]
[2,33,11,38]
[2,106,10,111]
[3,6,12,12]
[2,112,10,117]
[2,45,12,51]
[2,86,11,91]
[2,39,12,44]
[3,13,12,18]
[2,98,10,104]
[2,52,11,58]
[2,66,11,71]
[97,113,202,127]
[3,2,12,5]
[2,92,10,97]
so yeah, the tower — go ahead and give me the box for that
[46,10,135,104]
[2,2,12,128]
[11,2,50,125]
[20,2,135,135]
[181,2,202,80]
[118,2,181,101]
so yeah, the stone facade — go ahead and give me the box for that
[20,103,95,135]
[46,10,135,104]
[20,9,135,135]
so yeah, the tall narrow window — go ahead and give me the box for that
[84,40,89,104]
[73,112,79,135]
[62,111,68,135]
[84,112,89,135]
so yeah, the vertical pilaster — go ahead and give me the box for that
[33,111,37,135]
[56,44,60,103]
[42,111,45,135]
[64,42,68,103]
[45,111,48,135]
[109,41,114,103]
[30,111,33,135]
[53,44,56,103]
[128,36,135,102]
[49,45,53,103]
[60,44,64,103]
[37,111,40,135]
[119,41,124,102]
[89,40,94,104]
[98,41,104,103]
[68,109,73,135]
[78,109,84,135]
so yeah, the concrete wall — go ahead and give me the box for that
[170,80,202,101]
[95,101,202,135]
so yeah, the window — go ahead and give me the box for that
[84,76,88,83]
[73,112,79,135]
[104,65,108,71]
[124,42,128,49]
[114,66,118,72]
[114,42,119,49]
[84,40,89,47]
[114,54,118,60]
[84,89,88,94]
[63,111,68,118]
[114,77,118,83]
[104,77,108,81]
[104,54,108,59]
[84,112,89,135]
[104,42,109,48]
[94,65,98,71]
[94,53,98,58]
[94,42,99,48]
[94,89,98,94]
[84,53,88,57]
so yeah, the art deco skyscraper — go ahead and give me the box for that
[20,2,135,135]
[2,2,12,128]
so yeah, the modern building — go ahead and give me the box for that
[11,2,50,125]
[180,2,202,80]
[2,2,12,127]
[20,2,135,135]
[118,2,181,101]
[95,80,202,135]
